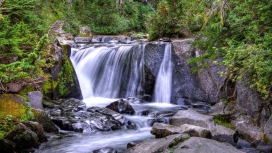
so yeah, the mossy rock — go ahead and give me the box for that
[21,121,48,143]
[19,85,35,96]
[4,123,40,150]
[31,109,58,133]
[0,94,26,120]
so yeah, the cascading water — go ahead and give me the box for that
[70,44,144,99]
[153,43,173,103]
[37,43,179,153]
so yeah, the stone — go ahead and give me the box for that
[106,99,135,115]
[0,139,16,153]
[173,137,245,153]
[28,91,43,110]
[31,109,59,133]
[21,121,48,143]
[125,134,190,153]
[127,140,143,149]
[79,26,92,37]
[4,123,40,150]
[264,115,272,144]
[151,123,211,139]
[93,147,117,153]
[236,121,263,144]
[170,109,213,129]
[6,83,22,93]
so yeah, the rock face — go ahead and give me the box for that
[28,91,43,110]
[151,122,211,139]
[144,42,209,104]
[172,137,245,153]
[125,134,190,153]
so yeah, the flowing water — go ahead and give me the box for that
[36,43,177,153]
[153,43,173,103]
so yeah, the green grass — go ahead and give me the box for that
[213,114,236,130]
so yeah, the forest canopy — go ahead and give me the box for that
[0,0,272,98]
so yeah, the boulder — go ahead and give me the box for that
[106,99,135,115]
[21,121,48,143]
[170,109,213,129]
[28,91,43,110]
[151,123,211,139]
[4,123,40,150]
[172,137,245,153]
[125,134,190,153]
[6,83,22,93]
[93,147,117,153]
[31,109,59,133]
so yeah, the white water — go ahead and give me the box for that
[36,43,177,153]
[153,43,173,103]
[70,44,144,99]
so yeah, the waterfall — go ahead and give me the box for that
[70,44,144,99]
[153,43,173,103]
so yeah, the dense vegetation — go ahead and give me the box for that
[0,0,272,99]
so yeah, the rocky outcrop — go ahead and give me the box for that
[151,122,211,139]
[125,134,190,153]
[172,137,245,153]
[144,42,209,104]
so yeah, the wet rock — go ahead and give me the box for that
[5,123,40,150]
[0,139,16,153]
[59,98,86,112]
[140,94,152,102]
[106,99,135,115]
[93,147,117,153]
[147,118,166,126]
[151,123,211,139]
[28,91,43,110]
[139,110,149,116]
[127,140,143,149]
[144,43,209,104]
[125,134,190,153]
[159,37,171,42]
[173,137,245,153]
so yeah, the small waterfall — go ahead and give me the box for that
[153,43,173,103]
[70,44,144,99]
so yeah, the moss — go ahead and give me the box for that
[41,80,58,96]
[214,114,236,130]
[58,45,76,97]
[31,109,58,133]
[0,94,26,120]
[263,135,270,144]
[18,85,35,96]
[0,130,6,139]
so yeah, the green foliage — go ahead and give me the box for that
[21,102,34,121]
[213,114,235,130]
